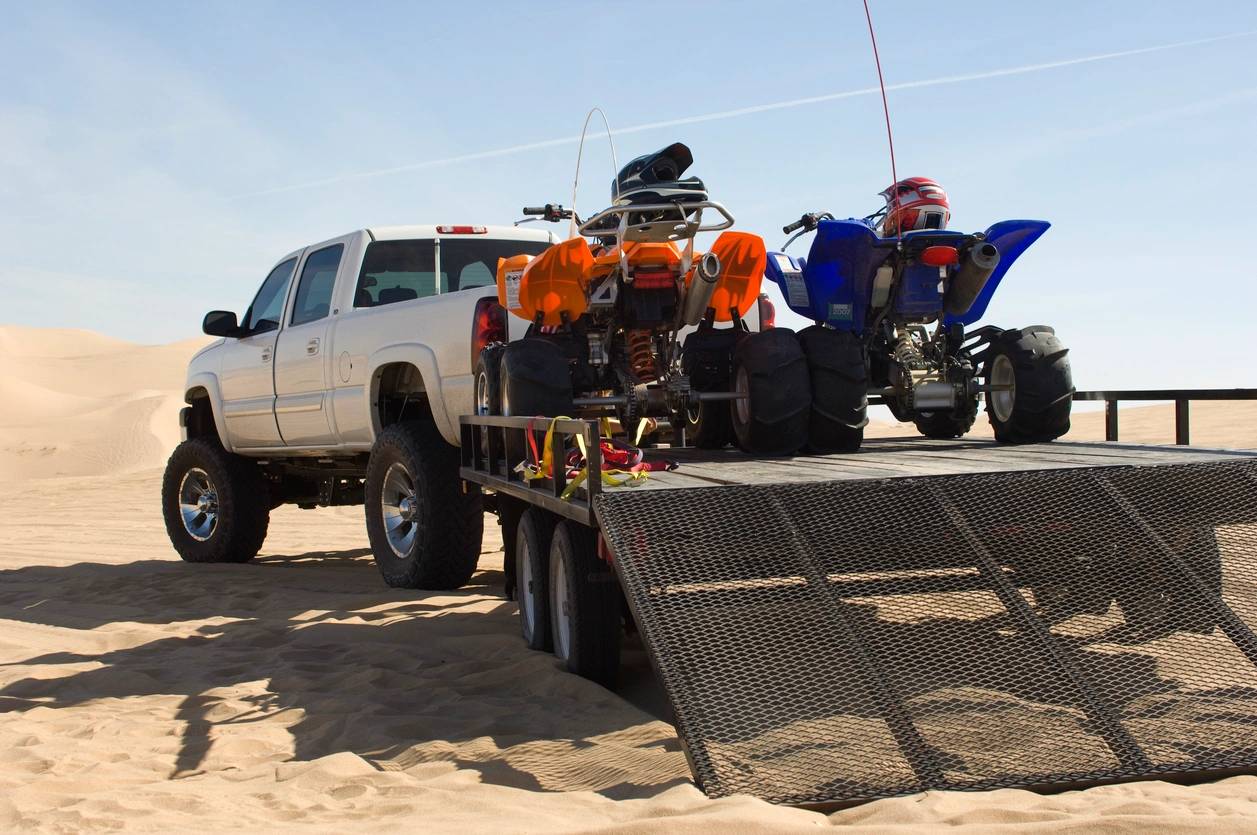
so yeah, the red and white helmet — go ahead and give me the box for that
[878,177,950,236]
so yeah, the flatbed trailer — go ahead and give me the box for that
[460,414,1257,809]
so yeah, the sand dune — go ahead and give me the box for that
[3,327,1257,832]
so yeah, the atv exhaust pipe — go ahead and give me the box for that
[681,251,722,326]
[944,241,1000,316]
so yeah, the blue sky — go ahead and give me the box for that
[2,1,1255,390]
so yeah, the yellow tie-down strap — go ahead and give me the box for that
[515,417,652,501]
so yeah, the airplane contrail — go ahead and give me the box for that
[234,30,1255,199]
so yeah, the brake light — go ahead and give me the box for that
[920,245,959,267]
[757,293,776,330]
[632,269,675,290]
[437,225,487,234]
[471,297,507,367]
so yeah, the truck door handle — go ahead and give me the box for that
[261,346,272,363]
[306,338,320,356]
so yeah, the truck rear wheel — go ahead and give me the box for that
[474,344,505,416]
[730,328,810,456]
[548,521,621,688]
[516,508,557,651]
[985,327,1073,443]
[798,325,866,453]
[500,338,574,417]
[365,420,484,590]
[162,438,270,563]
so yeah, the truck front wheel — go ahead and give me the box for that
[161,438,270,563]
[365,421,484,590]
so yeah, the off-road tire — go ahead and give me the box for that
[499,338,574,417]
[548,521,621,688]
[474,344,505,416]
[730,328,810,456]
[162,438,270,564]
[516,508,557,651]
[685,400,733,449]
[797,325,867,453]
[985,326,1073,443]
[915,397,979,439]
[364,420,483,590]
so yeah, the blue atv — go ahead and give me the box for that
[765,212,1072,452]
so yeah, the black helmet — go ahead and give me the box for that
[612,142,707,205]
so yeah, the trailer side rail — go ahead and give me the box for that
[1073,387,1257,445]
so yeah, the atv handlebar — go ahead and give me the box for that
[782,211,833,235]
[520,204,574,223]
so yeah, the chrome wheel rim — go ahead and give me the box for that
[551,548,572,662]
[990,354,1016,423]
[179,468,219,542]
[474,369,491,416]
[519,537,537,641]
[734,366,750,426]
[500,370,513,416]
[380,462,419,558]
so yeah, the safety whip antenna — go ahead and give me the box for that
[570,107,619,238]
[862,0,900,243]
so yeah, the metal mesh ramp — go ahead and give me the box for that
[595,458,1257,808]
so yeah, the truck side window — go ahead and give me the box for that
[242,257,298,334]
[291,244,344,326]
[355,240,436,307]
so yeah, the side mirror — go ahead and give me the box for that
[202,310,240,337]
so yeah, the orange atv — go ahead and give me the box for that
[475,142,812,455]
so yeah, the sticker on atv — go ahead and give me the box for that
[504,270,523,309]
[775,255,809,307]
[828,302,854,322]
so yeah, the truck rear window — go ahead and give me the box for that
[355,238,550,308]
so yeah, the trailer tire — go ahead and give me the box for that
[500,338,574,418]
[549,521,621,688]
[499,495,525,600]
[798,325,866,453]
[985,326,1073,443]
[162,438,270,563]
[516,508,557,651]
[730,328,810,456]
[365,420,484,590]
[915,397,979,439]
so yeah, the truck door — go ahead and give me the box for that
[273,241,345,445]
[219,254,299,448]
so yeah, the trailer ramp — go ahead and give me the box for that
[596,453,1257,808]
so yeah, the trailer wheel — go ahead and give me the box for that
[500,338,574,417]
[162,438,270,563]
[730,328,810,456]
[985,327,1073,443]
[915,397,978,439]
[798,325,867,453]
[548,521,621,688]
[516,508,557,651]
[365,420,484,590]
[498,495,525,600]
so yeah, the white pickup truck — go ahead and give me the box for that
[161,224,558,588]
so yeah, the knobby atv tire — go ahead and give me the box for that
[474,344,505,416]
[162,438,270,564]
[915,397,979,439]
[985,326,1073,443]
[549,521,621,688]
[730,328,810,456]
[365,420,484,590]
[685,399,733,449]
[516,508,557,652]
[797,325,867,453]
[499,338,574,417]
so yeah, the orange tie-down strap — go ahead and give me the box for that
[515,417,677,499]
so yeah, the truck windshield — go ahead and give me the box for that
[439,238,550,293]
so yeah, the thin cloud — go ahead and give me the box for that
[233,30,1256,199]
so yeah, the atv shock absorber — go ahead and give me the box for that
[626,329,658,382]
